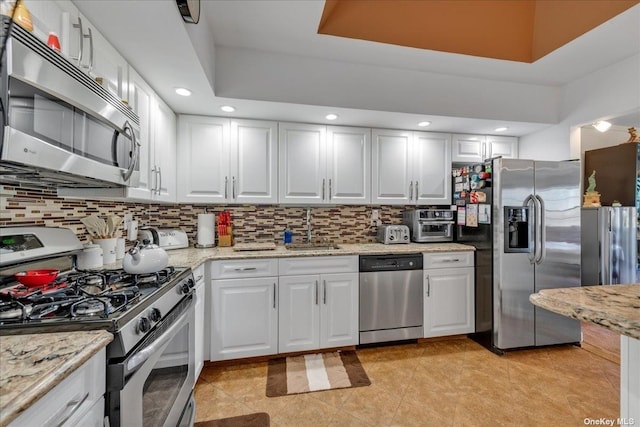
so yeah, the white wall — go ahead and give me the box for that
[519,54,640,160]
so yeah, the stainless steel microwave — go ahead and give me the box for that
[0,19,140,188]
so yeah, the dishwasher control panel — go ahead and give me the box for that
[359,254,423,272]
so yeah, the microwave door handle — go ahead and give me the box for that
[121,121,139,182]
[125,297,193,376]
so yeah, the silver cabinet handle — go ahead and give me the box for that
[234,267,257,271]
[155,168,161,194]
[157,166,162,194]
[83,27,94,72]
[426,275,430,297]
[415,181,419,201]
[120,121,139,182]
[273,283,277,309]
[195,274,204,282]
[323,280,327,304]
[55,392,89,427]
[409,181,413,201]
[329,179,332,200]
[232,176,236,199]
[315,280,319,305]
[71,17,83,66]
[482,142,487,159]
[224,176,228,199]
[322,178,326,200]
[487,142,493,159]
[151,166,157,191]
[441,258,461,263]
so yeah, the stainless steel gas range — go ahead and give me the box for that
[0,227,197,427]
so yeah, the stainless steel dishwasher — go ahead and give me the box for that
[359,254,423,344]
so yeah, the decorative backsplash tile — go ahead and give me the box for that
[1,185,435,245]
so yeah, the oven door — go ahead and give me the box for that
[107,295,195,427]
[416,221,454,242]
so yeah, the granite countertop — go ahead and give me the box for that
[0,330,113,426]
[530,284,640,340]
[161,242,475,269]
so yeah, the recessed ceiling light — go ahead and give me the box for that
[495,127,508,132]
[325,113,338,121]
[221,105,236,113]
[175,87,191,96]
[592,120,612,132]
[418,121,431,127]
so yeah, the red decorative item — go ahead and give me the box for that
[47,32,61,52]
[14,269,59,287]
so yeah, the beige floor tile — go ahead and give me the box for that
[194,338,620,425]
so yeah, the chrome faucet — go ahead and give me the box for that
[306,208,312,243]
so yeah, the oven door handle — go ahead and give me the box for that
[125,298,193,375]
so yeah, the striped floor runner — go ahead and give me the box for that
[266,351,370,397]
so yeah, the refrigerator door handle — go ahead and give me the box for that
[534,195,546,264]
[523,194,537,264]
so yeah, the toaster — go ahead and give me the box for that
[138,227,189,250]
[376,225,410,244]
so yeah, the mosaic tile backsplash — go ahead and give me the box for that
[1,185,433,245]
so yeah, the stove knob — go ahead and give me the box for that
[181,283,191,294]
[137,317,151,334]
[403,235,409,240]
[149,308,162,322]
[187,278,195,289]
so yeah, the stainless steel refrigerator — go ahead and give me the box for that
[492,158,582,351]
[581,207,637,285]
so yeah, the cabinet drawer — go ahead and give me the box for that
[10,349,105,427]
[211,258,278,279]
[423,251,474,269]
[279,256,358,276]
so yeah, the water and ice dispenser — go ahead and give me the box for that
[504,206,530,253]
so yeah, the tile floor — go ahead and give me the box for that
[194,338,619,427]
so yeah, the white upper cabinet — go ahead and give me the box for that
[452,134,518,163]
[485,135,518,159]
[178,116,277,204]
[372,129,451,205]
[152,97,177,202]
[232,119,278,204]
[279,123,370,204]
[326,126,371,204]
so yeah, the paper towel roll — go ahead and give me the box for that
[197,213,215,247]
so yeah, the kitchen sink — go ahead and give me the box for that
[285,243,341,251]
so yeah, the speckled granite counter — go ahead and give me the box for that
[0,330,112,426]
[529,284,640,339]
[161,242,475,270]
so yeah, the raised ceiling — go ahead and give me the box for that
[319,0,639,62]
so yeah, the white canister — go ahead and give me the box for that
[93,238,117,265]
[76,243,103,270]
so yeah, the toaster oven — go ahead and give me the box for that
[403,209,455,242]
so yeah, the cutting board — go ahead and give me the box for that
[232,242,277,251]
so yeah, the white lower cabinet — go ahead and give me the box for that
[193,263,206,379]
[278,257,358,353]
[210,259,279,361]
[423,252,475,338]
[9,348,106,427]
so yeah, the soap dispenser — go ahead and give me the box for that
[283,227,293,244]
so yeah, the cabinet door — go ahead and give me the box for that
[177,116,230,203]
[320,273,359,349]
[231,119,278,204]
[279,122,326,204]
[126,68,154,200]
[278,275,320,353]
[371,129,413,204]
[153,98,176,202]
[424,267,475,338]
[413,132,452,205]
[486,135,518,159]
[451,134,485,163]
[326,126,371,204]
[211,277,278,360]
[194,280,205,379]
